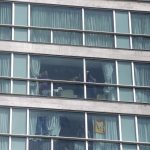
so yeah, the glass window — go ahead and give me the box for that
[0,27,11,40]
[132,37,150,51]
[13,54,27,78]
[116,36,130,49]
[136,88,150,103]
[54,140,85,150]
[0,53,11,77]
[139,145,150,150]
[121,116,136,141]
[0,108,9,133]
[29,138,51,150]
[14,28,28,41]
[86,59,116,84]
[11,138,26,150]
[87,85,117,101]
[0,79,10,93]
[115,11,129,33]
[118,62,132,85]
[134,63,150,86]
[131,12,150,35]
[15,3,28,25]
[84,9,113,32]
[88,113,119,140]
[53,83,84,99]
[0,3,12,24]
[12,109,26,134]
[122,144,137,150]
[119,88,133,102]
[53,31,82,46]
[29,110,85,138]
[0,136,9,150]
[89,141,119,150]
[30,81,51,97]
[85,33,114,48]
[31,29,51,43]
[13,80,27,95]
[138,117,150,142]
[31,5,82,29]
[30,56,83,81]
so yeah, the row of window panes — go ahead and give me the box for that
[0,53,150,103]
[0,2,150,50]
[0,107,150,150]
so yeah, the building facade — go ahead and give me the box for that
[0,0,150,150]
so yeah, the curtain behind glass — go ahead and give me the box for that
[131,13,150,35]
[31,29,51,43]
[132,37,150,50]
[0,80,10,93]
[0,108,9,133]
[85,9,113,32]
[0,137,8,150]
[0,54,10,76]
[138,118,150,142]
[85,33,114,48]
[134,63,150,86]
[0,27,11,40]
[0,3,12,24]
[31,5,82,29]
[136,89,150,103]
[53,31,82,45]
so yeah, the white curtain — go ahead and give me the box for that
[0,3,12,24]
[85,33,113,48]
[0,108,9,133]
[101,62,116,100]
[136,89,150,103]
[0,137,8,150]
[138,118,150,142]
[85,9,113,32]
[0,54,10,76]
[74,142,85,150]
[0,80,10,93]
[29,111,60,136]
[31,5,82,29]
[53,31,82,46]
[31,29,51,43]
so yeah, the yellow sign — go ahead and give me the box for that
[95,120,105,134]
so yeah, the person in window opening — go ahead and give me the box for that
[39,70,50,96]
[86,70,97,99]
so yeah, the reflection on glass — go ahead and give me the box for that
[0,136,9,150]
[88,114,119,140]
[122,144,137,150]
[89,141,119,150]
[54,139,85,150]
[119,88,133,102]
[0,27,11,40]
[139,145,150,150]
[121,116,136,141]
[0,80,10,93]
[30,56,83,81]
[29,110,85,138]
[14,28,28,41]
[11,138,26,150]
[136,88,150,103]
[12,109,26,134]
[53,83,84,99]
[0,108,9,133]
[86,59,116,84]
[29,138,51,150]
[87,85,117,101]
[117,36,130,49]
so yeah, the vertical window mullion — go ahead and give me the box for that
[51,30,53,44]
[83,58,86,99]
[12,3,15,40]
[116,61,119,101]
[82,8,85,46]
[118,115,122,141]
[26,109,29,150]
[51,139,54,150]
[11,53,14,94]
[113,10,117,48]
[131,62,136,102]
[51,82,53,97]
[135,116,139,142]
[28,4,30,42]
[129,11,132,49]
[85,112,88,150]
[27,54,30,95]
